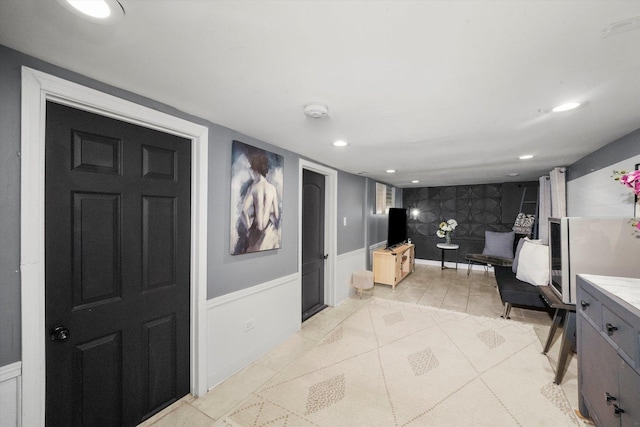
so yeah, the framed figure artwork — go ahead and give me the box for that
[230,140,284,254]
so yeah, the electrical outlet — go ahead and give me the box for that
[244,318,255,332]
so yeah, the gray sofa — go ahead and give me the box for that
[494,265,548,318]
[468,231,550,318]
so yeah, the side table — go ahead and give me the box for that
[436,243,459,270]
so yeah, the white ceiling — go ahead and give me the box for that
[1,0,639,187]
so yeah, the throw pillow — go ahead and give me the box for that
[512,237,543,273]
[512,237,526,273]
[512,213,536,235]
[516,241,549,286]
[482,231,515,259]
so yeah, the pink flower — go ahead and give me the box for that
[619,170,640,196]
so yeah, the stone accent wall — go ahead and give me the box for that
[403,182,538,261]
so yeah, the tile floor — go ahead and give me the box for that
[140,262,583,426]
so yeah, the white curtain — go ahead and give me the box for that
[538,176,551,244]
[550,167,567,218]
[538,167,567,244]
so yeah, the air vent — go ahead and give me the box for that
[602,16,640,38]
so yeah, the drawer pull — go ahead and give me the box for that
[606,323,618,335]
[605,392,617,403]
[580,300,590,310]
[614,404,625,416]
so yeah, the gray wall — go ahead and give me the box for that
[0,46,22,368]
[337,171,367,254]
[208,130,299,298]
[567,128,640,182]
[0,45,369,366]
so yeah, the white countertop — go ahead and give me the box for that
[580,274,640,311]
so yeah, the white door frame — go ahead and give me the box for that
[20,67,209,426]
[298,159,338,309]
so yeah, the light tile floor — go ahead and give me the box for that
[140,263,585,426]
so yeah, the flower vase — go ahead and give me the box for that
[445,234,451,245]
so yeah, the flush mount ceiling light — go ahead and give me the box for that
[386,169,396,174]
[519,155,534,160]
[552,102,581,113]
[411,180,419,183]
[303,103,329,119]
[507,172,520,177]
[57,0,125,24]
[332,140,348,147]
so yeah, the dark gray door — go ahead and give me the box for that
[301,169,327,321]
[45,102,191,426]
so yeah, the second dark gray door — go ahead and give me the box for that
[301,169,327,321]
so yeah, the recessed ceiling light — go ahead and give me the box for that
[67,0,110,18]
[519,155,534,160]
[57,0,125,24]
[411,180,419,183]
[386,169,396,174]
[552,102,581,113]
[332,140,348,147]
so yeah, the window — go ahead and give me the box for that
[375,183,395,214]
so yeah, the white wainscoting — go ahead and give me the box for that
[335,248,367,304]
[0,362,21,427]
[206,273,301,389]
[368,241,387,270]
[567,154,640,217]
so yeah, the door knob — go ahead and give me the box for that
[50,325,70,342]
[614,404,625,416]
[323,254,329,260]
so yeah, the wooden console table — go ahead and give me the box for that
[372,243,415,289]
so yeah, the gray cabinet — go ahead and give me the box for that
[577,274,640,426]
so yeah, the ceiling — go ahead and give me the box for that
[1,1,639,187]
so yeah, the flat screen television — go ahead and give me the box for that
[386,208,407,249]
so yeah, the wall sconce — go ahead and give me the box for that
[410,208,420,219]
